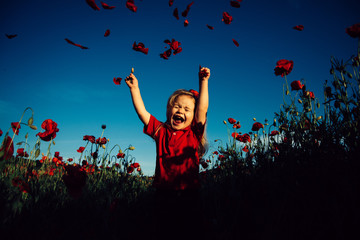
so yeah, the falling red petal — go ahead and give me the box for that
[173,47,182,55]
[173,8,179,20]
[160,49,172,60]
[126,0,137,12]
[104,29,110,37]
[293,25,304,31]
[184,19,189,27]
[230,1,241,8]
[181,2,194,17]
[101,2,116,9]
[232,39,239,47]
[6,34,18,39]
[113,77,122,85]
[206,24,214,30]
[169,0,174,7]
[222,12,233,24]
[132,41,149,55]
[86,0,100,11]
[65,38,89,49]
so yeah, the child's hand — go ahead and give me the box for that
[125,73,139,89]
[199,66,210,81]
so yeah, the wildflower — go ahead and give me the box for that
[274,59,294,77]
[115,163,120,168]
[213,151,218,155]
[77,147,85,153]
[242,146,249,152]
[228,118,237,124]
[16,148,29,157]
[126,0,137,12]
[233,123,241,129]
[127,165,134,174]
[36,119,59,141]
[345,23,360,38]
[11,122,21,135]
[83,135,96,143]
[0,136,14,160]
[269,130,280,136]
[251,122,264,131]
[306,91,315,99]
[117,152,125,158]
[291,80,304,90]
[231,132,239,139]
[67,158,73,162]
[241,133,251,143]
[96,137,107,145]
[222,12,233,24]
[132,162,140,168]
[11,177,30,193]
[132,42,149,55]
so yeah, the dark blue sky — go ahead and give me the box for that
[1,0,359,175]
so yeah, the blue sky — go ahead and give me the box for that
[1,0,359,175]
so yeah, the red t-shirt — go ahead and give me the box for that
[144,115,205,190]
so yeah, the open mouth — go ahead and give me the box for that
[173,115,185,125]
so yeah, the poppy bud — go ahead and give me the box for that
[28,117,34,126]
[102,124,106,129]
[317,102,320,108]
[298,99,302,104]
[223,120,227,125]
[30,125,37,130]
[131,68,134,73]
[253,118,256,121]
[346,72,352,79]
[317,116,322,120]
[102,145,106,149]
[129,146,135,150]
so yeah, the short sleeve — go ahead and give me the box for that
[143,115,163,140]
[192,119,206,141]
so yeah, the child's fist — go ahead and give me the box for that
[199,65,210,80]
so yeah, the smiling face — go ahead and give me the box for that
[167,94,196,130]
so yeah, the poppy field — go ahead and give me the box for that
[1,1,360,239]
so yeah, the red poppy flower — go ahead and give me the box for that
[230,1,241,8]
[12,177,30,193]
[242,146,249,152]
[233,123,241,129]
[189,89,199,99]
[199,65,209,79]
[213,151,218,155]
[181,2,194,18]
[241,133,251,143]
[251,122,264,131]
[274,59,294,77]
[345,23,360,38]
[36,119,59,141]
[0,136,14,160]
[293,25,304,31]
[269,130,280,136]
[11,122,20,135]
[117,152,125,158]
[126,0,137,12]
[173,8,179,20]
[104,29,110,37]
[86,0,100,11]
[132,162,140,168]
[228,118,237,124]
[160,49,172,60]
[0,129,2,136]
[132,41,149,54]
[306,91,315,99]
[6,34,17,39]
[113,77,122,85]
[83,135,95,143]
[16,148,29,157]
[222,12,233,24]
[231,132,239,139]
[206,24,214,30]
[77,147,85,153]
[232,39,239,47]
[127,165,134,174]
[184,19,189,27]
[96,137,107,145]
[65,38,89,49]
[101,2,116,9]
[290,80,304,90]
[169,0,174,7]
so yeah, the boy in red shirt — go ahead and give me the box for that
[125,66,210,239]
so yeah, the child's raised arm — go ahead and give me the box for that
[196,66,210,125]
[125,73,151,126]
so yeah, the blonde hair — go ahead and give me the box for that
[165,89,209,158]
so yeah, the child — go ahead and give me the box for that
[125,66,210,240]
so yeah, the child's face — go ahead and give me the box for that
[169,95,195,130]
